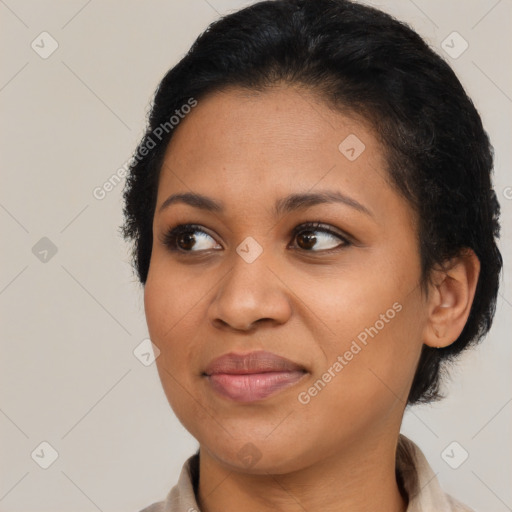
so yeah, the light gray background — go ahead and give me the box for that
[0,1,510,511]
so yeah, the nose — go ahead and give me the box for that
[208,252,293,332]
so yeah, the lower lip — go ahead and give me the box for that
[206,371,306,402]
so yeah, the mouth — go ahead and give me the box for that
[202,350,308,402]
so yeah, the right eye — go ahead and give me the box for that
[160,224,222,253]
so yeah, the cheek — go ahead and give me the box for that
[144,271,171,344]
[323,295,423,412]
[144,268,197,378]
[144,258,202,341]
[303,265,414,350]
[144,270,208,427]
[302,259,424,403]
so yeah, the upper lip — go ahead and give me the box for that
[204,350,306,376]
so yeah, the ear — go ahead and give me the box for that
[422,249,481,349]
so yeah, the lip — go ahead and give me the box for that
[203,350,307,402]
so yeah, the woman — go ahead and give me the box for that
[121,1,503,510]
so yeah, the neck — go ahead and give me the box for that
[196,431,408,512]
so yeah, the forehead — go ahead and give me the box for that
[156,85,400,221]
[165,85,381,162]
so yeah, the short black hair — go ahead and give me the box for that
[121,0,502,405]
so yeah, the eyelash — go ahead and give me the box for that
[160,221,352,255]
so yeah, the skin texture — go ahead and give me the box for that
[144,85,480,512]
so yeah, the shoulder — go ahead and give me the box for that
[136,452,200,512]
[137,502,166,512]
[398,434,476,512]
[446,494,477,512]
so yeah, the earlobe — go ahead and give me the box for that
[423,249,480,349]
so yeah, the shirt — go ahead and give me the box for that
[139,434,475,512]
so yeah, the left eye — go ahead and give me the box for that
[291,223,350,252]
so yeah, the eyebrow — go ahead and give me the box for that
[158,190,373,217]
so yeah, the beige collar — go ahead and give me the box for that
[140,434,474,512]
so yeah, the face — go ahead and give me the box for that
[144,85,428,474]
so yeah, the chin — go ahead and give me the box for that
[199,433,316,476]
